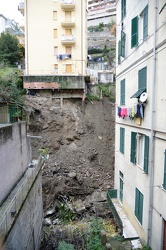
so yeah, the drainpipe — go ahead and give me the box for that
[147,0,157,246]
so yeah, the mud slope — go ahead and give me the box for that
[25,96,115,211]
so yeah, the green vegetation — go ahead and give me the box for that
[86,93,100,101]
[142,246,152,250]
[0,32,24,66]
[0,66,25,105]
[57,203,76,224]
[88,22,105,32]
[86,218,105,250]
[58,241,74,250]
[99,83,115,102]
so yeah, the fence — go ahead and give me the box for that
[0,105,26,124]
[0,157,44,240]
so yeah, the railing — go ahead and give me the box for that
[0,157,44,240]
[0,105,25,124]
[61,35,75,42]
[107,189,123,233]
[61,0,75,4]
[56,54,72,60]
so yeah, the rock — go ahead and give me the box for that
[45,207,55,216]
[43,218,52,226]
[52,218,61,225]
[68,142,78,151]
[93,201,109,215]
[68,172,77,178]
[43,124,49,129]
[100,230,107,245]
[73,199,86,214]
[106,243,112,250]
[91,191,107,202]
[66,135,75,141]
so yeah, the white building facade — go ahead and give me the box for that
[115,0,166,249]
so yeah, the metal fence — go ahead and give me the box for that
[0,105,26,124]
[0,157,44,240]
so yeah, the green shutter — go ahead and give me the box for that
[135,188,143,224]
[121,31,126,58]
[163,150,166,189]
[144,136,149,174]
[121,0,126,20]
[138,67,147,90]
[131,16,138,48]
[118,40,121,64]
[130,132,137,164]
[143,5,148,41]
[120,79,125,105]
[120,127,125,154]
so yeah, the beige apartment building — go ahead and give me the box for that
[19,0,87,97]
[108,0,166,249]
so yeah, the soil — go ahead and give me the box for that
[25,95,115,212]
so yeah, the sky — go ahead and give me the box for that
[0,0,23,24]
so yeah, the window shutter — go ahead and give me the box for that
[121,31,126,58]
[138,191,143,224]
[120,128,125,154]
[163,150,166,189]
[143,6,148,41]
[130,132,137,164]
[118,40,121,64]
[120,79,125,105]
[144,136,149,174]
[131,16,138,48]
[138,67,147,90]
[121,0,126,20]
[135,188,139,218]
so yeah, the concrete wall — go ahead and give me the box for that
[5,172,43,250]
[0,123,31,204]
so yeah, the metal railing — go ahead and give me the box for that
[0,157,44,240]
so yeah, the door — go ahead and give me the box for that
[65,11,71,21]
[163,219,166,250]
[65,29,71,36]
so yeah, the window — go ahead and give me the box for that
[120,127,125,154]
[66,46,72,54]
[121,31,126,58]
[163,150,166,190]
[143,5,148,41]
[137,134,149,173]
[138,67,147,91]
[54,64,58,73]
[135,188,143,224]
[119,171,124,202]
[53,11,57,20]
[120,79,125,105]
[54,29,57,38]
[65,29,72,36]
[66,64,72,73]
[121,0,126,20]
[130,132,137,164]
[131,16,138,48]
[54,46,58,55]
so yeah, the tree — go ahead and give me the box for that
[0,32,24,66]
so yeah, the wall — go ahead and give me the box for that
[0,123,31,204]
[4,172,43,250]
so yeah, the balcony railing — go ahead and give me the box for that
[18,2,24,15]
[61,0,75,10]
[61,35,75,45]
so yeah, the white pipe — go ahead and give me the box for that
[147,0,157,246]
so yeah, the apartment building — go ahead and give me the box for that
[19,0,87,97]
[111,0,166,249]
[87,0,116,26]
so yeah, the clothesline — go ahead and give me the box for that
[117,103,144,120]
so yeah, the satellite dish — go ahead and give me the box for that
[139,92,148,103]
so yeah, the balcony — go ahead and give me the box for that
[18,2,24,15]
[61,19,75,28]
[61,0,75,10]
[57,54,72,60]
[61,35,75,45]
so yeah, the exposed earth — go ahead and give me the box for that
[25,95,115,212]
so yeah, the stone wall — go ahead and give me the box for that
[0,122,31,204]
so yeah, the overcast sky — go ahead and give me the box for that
[0,0,23,24]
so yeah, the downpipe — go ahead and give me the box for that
[147,0,157,246]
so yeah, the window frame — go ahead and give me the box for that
[163,150,166,190]
[130,132,137,164]
[121,31,126,58]
[137,133,149,174]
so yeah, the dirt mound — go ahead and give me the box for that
[25,96,115,211]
